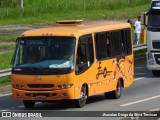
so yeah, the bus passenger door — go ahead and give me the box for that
[75,34,94,98]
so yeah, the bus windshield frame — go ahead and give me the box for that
[148,12,160,31]
[12,36,76,75]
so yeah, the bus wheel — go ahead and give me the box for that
[23,100,35,109]
[105,80,122,99]
[75,85,87,108]
[152,70,160,77]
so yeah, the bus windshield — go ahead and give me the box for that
[148,13,160,30]
[13,36,76,75]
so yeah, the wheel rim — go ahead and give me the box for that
[80,86,87,104]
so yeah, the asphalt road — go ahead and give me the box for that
[0,59,160,120]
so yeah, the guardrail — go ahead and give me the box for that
[133,44,147,51]
[0,44,147,78]
[0,68,11,78]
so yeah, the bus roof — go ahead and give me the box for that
[21,20,130,38]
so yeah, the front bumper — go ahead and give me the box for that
[12,88,74,101]
[147,65,160,70]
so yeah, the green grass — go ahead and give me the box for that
[0,36,16,42]
[0,76,11,87]
[0,4,150,25]
[0,0,151,25]
[0,51,14,69]
[0,44,15,50]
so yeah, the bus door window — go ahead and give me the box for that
[76,34,94,74]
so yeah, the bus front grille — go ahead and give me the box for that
[152,41,160,49]
[154,54,160,65]
[25,93,57,97]
[27,84,54,88]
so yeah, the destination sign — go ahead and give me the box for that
[20,39,49,46]
[152,1,160,8]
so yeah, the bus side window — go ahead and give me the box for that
[121,30,127,55]
[95,32,112,60]
[76,34,94,74]
[121,29,132,55]
[106,32,112,57]
[125,29,132,55]
[111,31,122,56]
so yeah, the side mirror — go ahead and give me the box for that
[141,12,148,27]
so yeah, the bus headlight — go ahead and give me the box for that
[62,84,67,89]
[147,52,154,65]
[67,84,74,88]
[57,85,62,89]
[19,85,25,90]
[57,84,74,89]
[12,84,24,90]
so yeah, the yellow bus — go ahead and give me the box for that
[12,20,134,108]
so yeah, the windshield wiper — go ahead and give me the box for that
[34,67,63,72]
[32,67,49,70]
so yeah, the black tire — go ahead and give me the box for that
[152,70,160,77]
[23,100,35,109]
[105,80,122,99]
[75,85,87,108]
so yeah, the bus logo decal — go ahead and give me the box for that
[96,62,108,79]
[38,75,42,80]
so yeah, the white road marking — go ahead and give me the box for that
[150,108,160,111]
[135,73,146,75]
[0,93,12,97]
[134,77,146,81]
[135,66,146,70]
[120,95,160,107]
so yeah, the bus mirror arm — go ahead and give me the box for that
[142,12,149,27]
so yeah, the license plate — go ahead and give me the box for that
[35,95,46,99]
